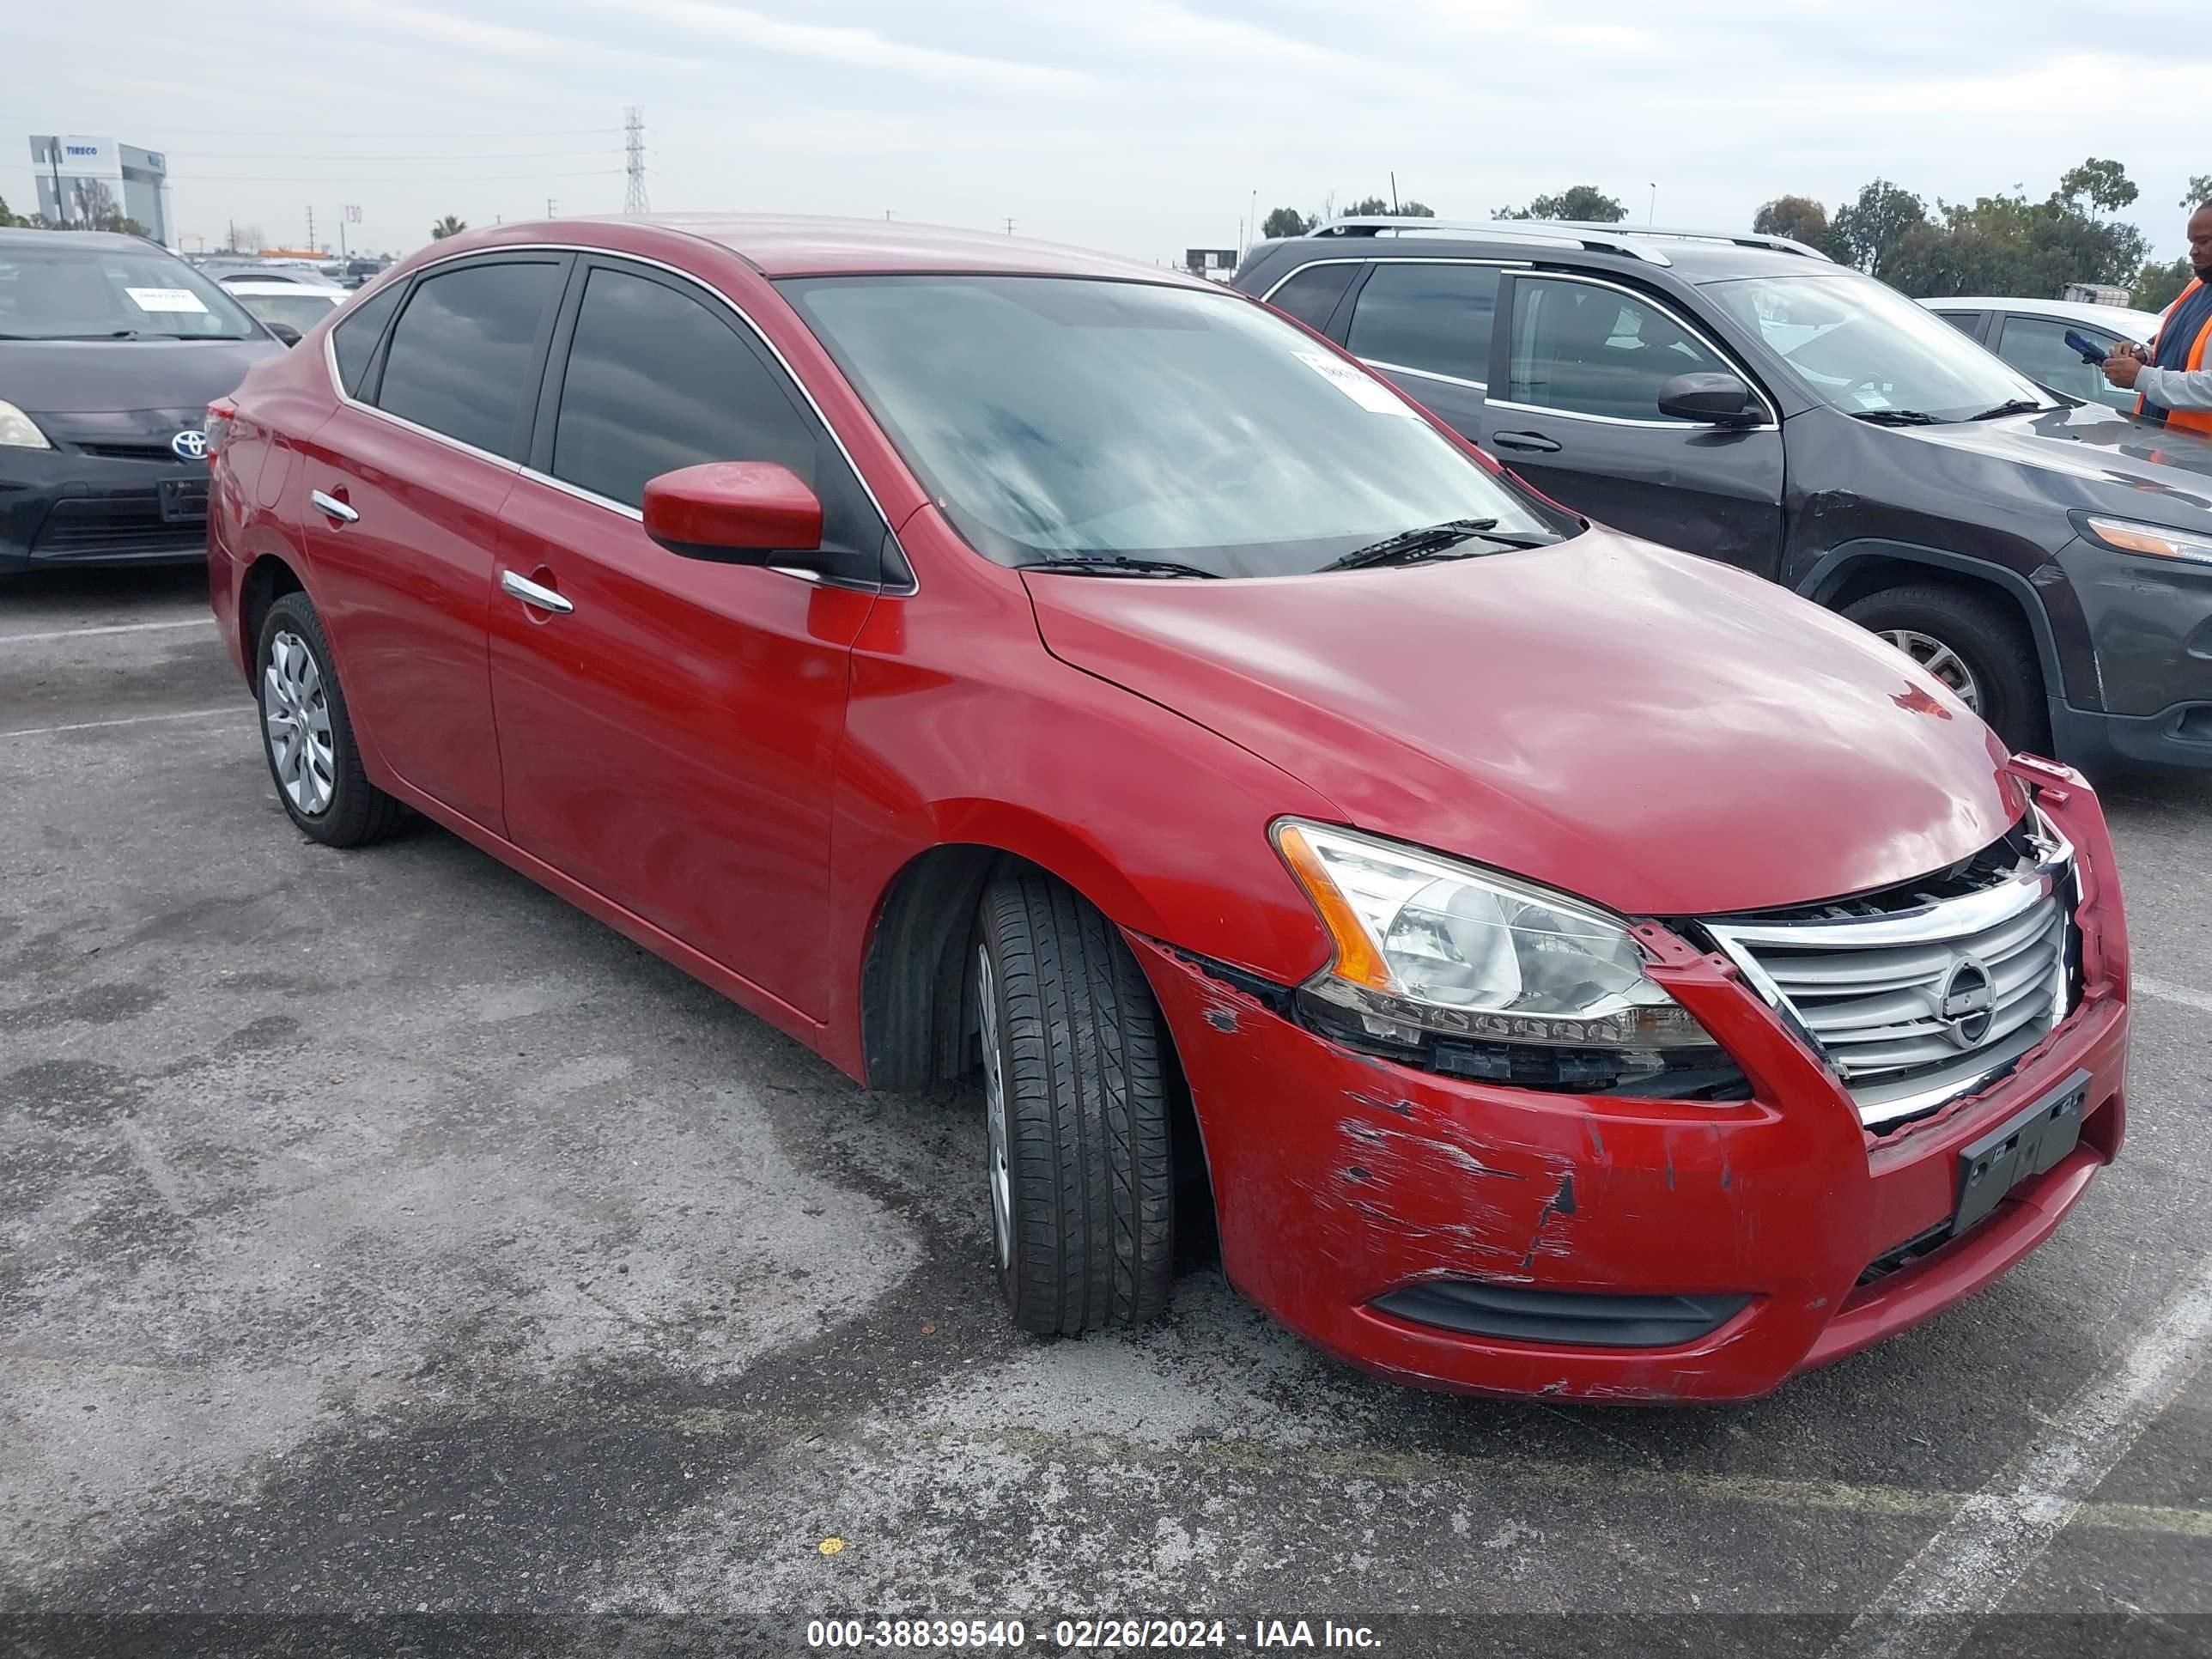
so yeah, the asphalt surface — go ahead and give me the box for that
[2,564,2209,1659]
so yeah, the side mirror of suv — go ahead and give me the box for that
[1657,372,1760,426]
[265,322,303,348]
[643,462,826,567]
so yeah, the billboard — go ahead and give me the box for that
[52,135,118,177]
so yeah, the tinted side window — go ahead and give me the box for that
[376,260,562,455]
[1997,314,2129,408]
[1933,309,1986,340]
[550,264,875,551]
[1508,277,1726,421]
[1265,264,1358,333]
[1346,262,1500,383]
[328,280,404,396]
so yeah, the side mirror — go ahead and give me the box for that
[642,462,825,566]
[265,322,303,348]
[1657,371,1759,425]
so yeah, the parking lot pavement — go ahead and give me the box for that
[3,569,2209,1658]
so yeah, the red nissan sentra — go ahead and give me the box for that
[205,217,2129,1401]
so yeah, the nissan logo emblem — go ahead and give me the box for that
[1937,957,1996,1048]
[171,429,209,461]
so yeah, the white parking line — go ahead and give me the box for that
[2136,975,2212,1016]
[0,617,213,645]
[1823,1256,2212,1659]
[0,707,239,740]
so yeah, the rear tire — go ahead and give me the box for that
[975,868,1176,1334]
[1842,583,2050,756]
[255,591,404,848]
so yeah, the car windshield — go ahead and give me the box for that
[0,243,258,340]
[777,273,1567,575]
[234,290,344,333]
[1706,272,2051,421]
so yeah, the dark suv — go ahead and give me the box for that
[1234,218,2212,771]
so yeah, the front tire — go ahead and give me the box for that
[975,868,1176,1334]
[255,591,404,847]
[1843,583,2051,756]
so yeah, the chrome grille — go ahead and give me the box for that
[1705,820,2077,1129]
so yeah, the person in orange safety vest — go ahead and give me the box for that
[2104,204,2212,433]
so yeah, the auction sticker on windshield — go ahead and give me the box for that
[124,288,209,313]
[1295,349,1415,415]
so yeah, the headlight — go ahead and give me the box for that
[2081,514,2212,567]
[0,400,52,449]
[1273,819,1742,1097]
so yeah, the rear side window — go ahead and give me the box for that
[1508,276,1726,421]
[1933,309,1986,340]
[1346,263,1501,384]
[375,260,562,456]
[548,264,877,551]
[1265,264,1358,333]
[1997,314,2130,408]
[329,280,404,397]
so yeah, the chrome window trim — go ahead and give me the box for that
[1501,271,1782,431]
[1365,360,1488,392]
[1257,254,1529,307]
[320,240,915,595]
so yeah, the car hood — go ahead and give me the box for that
[0,337,282,416]
[1890,399,2212,520]
[1024,531,2024,918]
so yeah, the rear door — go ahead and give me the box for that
[485,256,888,1018]
[1484,271,1786,575]
[1338,259,1507,440]
[295,252,568,832]
[1994,313,2134,410]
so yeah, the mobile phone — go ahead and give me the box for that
[2063,330,2109,365]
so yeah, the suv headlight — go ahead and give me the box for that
[2079,514,2212,567]
[1272,819,1742,1097]
[0,400,52,449]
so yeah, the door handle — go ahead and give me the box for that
[309,489,358,524]
[1489,431,1563,454]
[500,568,574,615]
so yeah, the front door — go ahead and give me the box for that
[1483,272,1786,576]
[295,252,570,833]
[486,258,886,1018]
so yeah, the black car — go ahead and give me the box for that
[1,230,285,574]
[1233,218,2212,771]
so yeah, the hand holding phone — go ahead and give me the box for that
[2064,330,2110,365]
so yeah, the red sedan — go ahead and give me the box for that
[205,216,2129,1401]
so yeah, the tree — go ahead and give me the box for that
[1752,195,1830,248]
[1829,179,1929,280]
[61,178,147,236]
[231,223,264,253]
[431,215,467,240]
[1494,185,1626,223]
[2055,158,2136,215]
[2136,258,2192,311]
[0,195,26,228]
[2183,175,2212,209]
[1261,206,1314,239]
[1397,199,1436,218]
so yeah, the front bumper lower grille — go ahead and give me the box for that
[1374,1281,1751,1348]
[1704,817,2079,1130]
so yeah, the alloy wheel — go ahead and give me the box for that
[1881,629,1981,713]
[977,942,1012,1270]
[263,629,336,816]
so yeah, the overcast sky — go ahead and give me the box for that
[8,0,2207,265]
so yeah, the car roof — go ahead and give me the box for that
[1245,220,1849,287]
[226,280,345,297]
[1920,295,2164,337]
[538,213,1214,284]
[0,228,168,252]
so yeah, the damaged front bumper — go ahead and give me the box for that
[1130,765,2130,1403]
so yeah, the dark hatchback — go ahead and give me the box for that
[0,230,284,575]
[1235,219,2212,771]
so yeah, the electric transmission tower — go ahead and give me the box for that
[623,107,648,215]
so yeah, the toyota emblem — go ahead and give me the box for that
[1937,957,1996,1047]
[171,429,209,461]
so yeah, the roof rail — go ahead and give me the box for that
[1546,222,1834,261]
[1310,216,1673,264]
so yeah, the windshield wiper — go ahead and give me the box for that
[1322,519,1550,572]
[1848,408,1942,426]
[1016,556,1221,580]
[1966,398,2045,422]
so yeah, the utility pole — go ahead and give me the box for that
[1649,183,1657,224]
[1390,171,1399,213]
[1004,217,1015,236]
[623,107,648,215]
[306,205,315,252]
[547,198,556,219]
